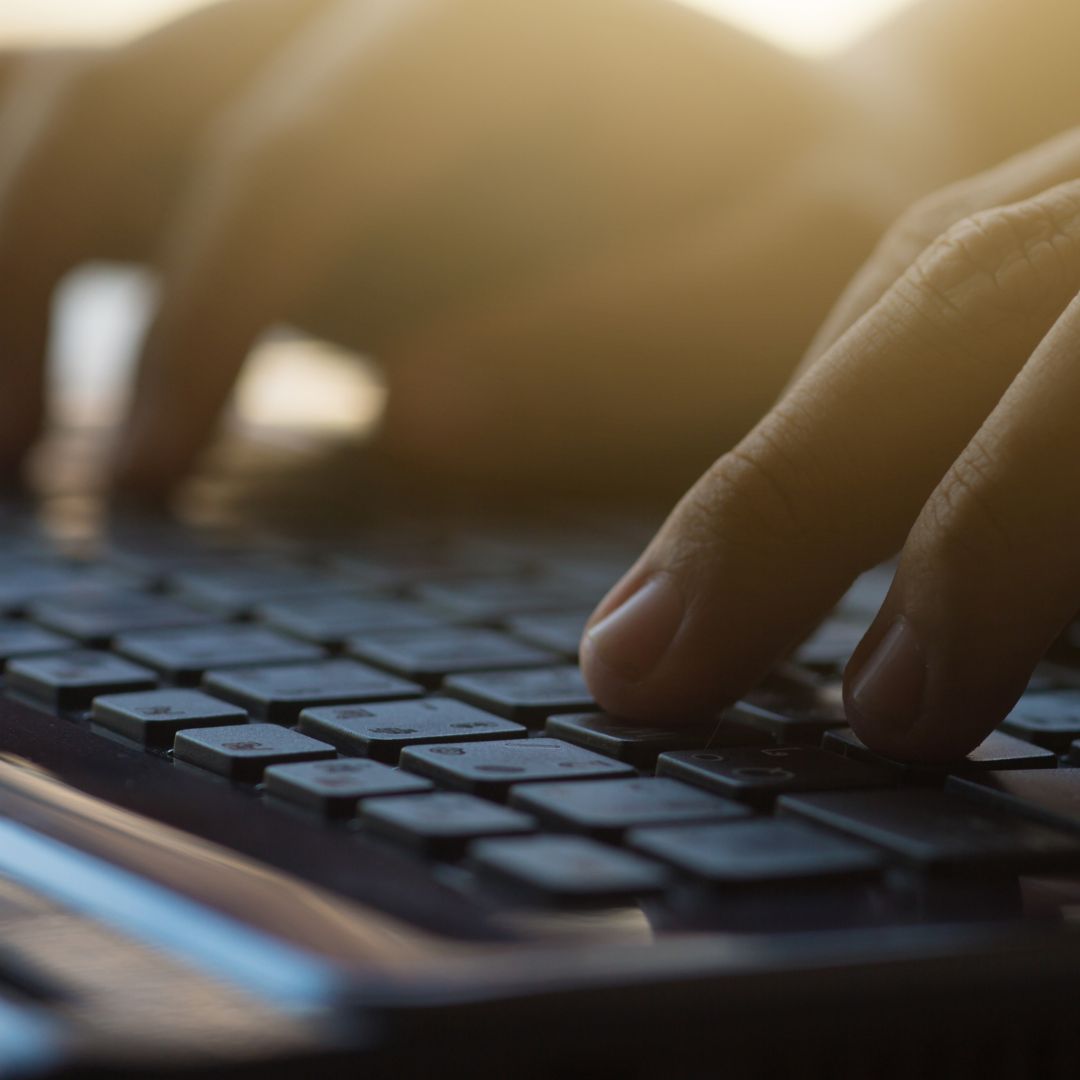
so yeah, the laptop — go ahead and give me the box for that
[1,272,1080,1079]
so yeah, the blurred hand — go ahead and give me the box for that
[0,0,913,496]
[581,127,1080,762]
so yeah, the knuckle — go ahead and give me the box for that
[901,188,1080,343]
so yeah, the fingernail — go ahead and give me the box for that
[585,573,683,683]
[848,618,926,732]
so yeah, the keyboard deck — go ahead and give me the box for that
[5,515,1080,939]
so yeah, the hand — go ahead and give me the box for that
[0,0,914,497]
[581,127,1080,762]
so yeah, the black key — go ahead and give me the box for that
[949,768,1080,833]
[401,738,634,800]
[657,746,893,808]
[793,619,866,673]
[469,835,667,904]
[0,619,73,666]
[202,659,422,724]
[347,627,558,686]
[172,564,344,616]
[264,758,432,816]
[298,698,525,762]
[414,578,592,621]
[116,625,325,684]
[509,777,749,840]
[7,650,156,709]
[504,611,591,656]
[174,723,334,782]
[29,591,214,644]
[628,818,882,887]
[727,695,848,746]
[1001,691,1080,752]
[444,666,594,725]
[823,727,1057,781]
[0,563,141,613]
[361,792,535,859]
[778,788,1080,874]
[91,688,247,747]
[545,712,770,768]
[834,567,893,621]
[258,595,445,645]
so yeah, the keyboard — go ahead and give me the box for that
[6,510,1080,1076]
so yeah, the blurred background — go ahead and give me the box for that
[0,0,922,521]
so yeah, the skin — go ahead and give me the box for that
[1,0,1080,758]
[583,128,1080,761]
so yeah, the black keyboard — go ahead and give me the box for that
[5,515,1080,931]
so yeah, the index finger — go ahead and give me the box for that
[581,181,1080,721]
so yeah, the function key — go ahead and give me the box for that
[7,650,156,709]
[469,835,667,905]
[0,619,74,666]
[400,738,634,800]
[347,627,558,686]
[504,611,591,657]
[174,723,334,782]
[116,625,325,685]
[360,792,535,859]
[657,746,893,808]
[257,595,445,646]
[509,777,749,841]
[778,788,1080,874]
[545,712,768,768]
[92,689,247,747]
[444,666,594,725]
[298,698,525,762]
[628,818,882,887]
[823,727,1057,781]
[1002,691,1080,752]
[29,591,215,645]
[202,659,422,724]
[264,758,432,817]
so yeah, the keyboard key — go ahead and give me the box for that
[174,723,334,782]
[469,835,667,904]
[298,699,525,762]
[0,562,141,614]
[172,564,344,616]
[628,819,882,887]
[823,727,1057,780]
[91,689,247,748]
[116,625,325,684]
[401,738,634,800]
[414,578,591,621]
[264,758,432,816]
[726,694,848,746]
[949,768,1080,833]
[29,591,215,644]
[7,650,156,709]
[444,666,594,725]
[347,627,558,686]
[203,659,423,724]
[778,788,1080,874]
[509,777,750,840]
[793,620,866,673]
[361,792,535,859]
[545,712,770,768]
[1001,691,1080,752]
[504,611,591,656]
[0,619,73,666]
[657,746,893,808]
[258,595,445,645]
